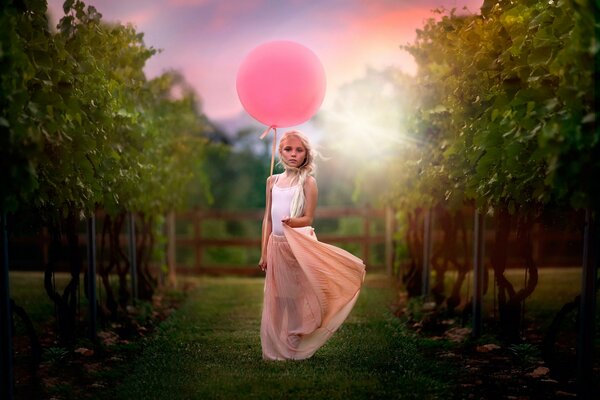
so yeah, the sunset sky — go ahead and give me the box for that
[47,0,483,122]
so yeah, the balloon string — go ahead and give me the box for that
[260,126,276,263]
[259,125,274,140]
[260,126,277,258]
[260,126,277,177]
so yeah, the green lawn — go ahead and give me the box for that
[101,273,457,400]
[8,268,596,399]
[435,267,585,327]
[9,271,72,333]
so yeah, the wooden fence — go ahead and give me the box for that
[169,207,395,276]
[7,207,583,278]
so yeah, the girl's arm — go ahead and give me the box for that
[282,176,318,228]
[259,176,274,271]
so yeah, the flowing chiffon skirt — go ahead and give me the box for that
[260,224,366,360]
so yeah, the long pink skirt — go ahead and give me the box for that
[260,224,366,360]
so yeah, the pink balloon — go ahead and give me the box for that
[236,41,326,128]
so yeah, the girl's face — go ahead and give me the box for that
[280,136,307,168]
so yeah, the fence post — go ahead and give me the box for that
[194,210,202,271]
[363,209,371,267]
[472,210,485,338]
[1,212,14,400]
[167,211,177,287]
[42,226,49,267]
[422,207,432,298]
[385,207,395,276]
[86,215,97,342]
[577,207,597,399]
[128,212,138,302]
[531,221,541,267]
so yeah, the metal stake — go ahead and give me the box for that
[128,212,138,302]
[422,208,432,298]
[577,208,597,399]
[86,215,97,341]
[1,212,14,399]
[472,210,485,338]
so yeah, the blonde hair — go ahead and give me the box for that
[277,130,316,218]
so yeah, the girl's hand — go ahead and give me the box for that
[258,256,267,272]
[281,215,292,226]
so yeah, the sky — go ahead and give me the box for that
[46,0,483,123]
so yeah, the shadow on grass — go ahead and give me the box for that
[102,274,459,400]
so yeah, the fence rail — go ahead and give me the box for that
[7,207,583,277]
[173,207,392,276]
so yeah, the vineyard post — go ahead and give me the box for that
[128,212,138,301]
[472,210,485,338]
[1,212,13,399]
[362,210,371,267]
[421,208,432,298]
[577,208,597,398]
[194,209,202,271]
[385,207,394,276]
[166,211,177,287]
[86,215,98,341]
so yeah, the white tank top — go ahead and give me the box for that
[271,175,299,236]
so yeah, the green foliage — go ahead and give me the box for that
[508,343,540,366]
[2,1,211,335]
[43,346,70,364]
[129,70,211,214]
[386,0,598,214]
[1,0,211,221]
[199,133,271,210]
[0,0,49,212]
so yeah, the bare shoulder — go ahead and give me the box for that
[304,175,317,189]
[266,175,277,187]
[305,175,317,187]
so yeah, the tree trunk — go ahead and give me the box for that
[135,213,156,301]
[10,300,41,375]
[112,213,131,308]
[97,214,118,319]
[492,207,539,342]
[403,208,423,297]
[542,295,579,379]
[43,209,82,345]
[430,205,450,305]
[491,206,517,341]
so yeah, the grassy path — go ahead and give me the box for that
[106,273,458,399]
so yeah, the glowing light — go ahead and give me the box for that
[319,68,425,165]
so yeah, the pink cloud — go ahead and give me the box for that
[47,0,483,120]
[189,1,482,118]
[120,6,162,28]
[169,0,212,6]
[313,3,482,83]
[195,4,470,118]
[291,7,430,88]
[205,0,265,32]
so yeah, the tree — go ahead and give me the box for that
[387,0,597,341]
[1,0,212,342]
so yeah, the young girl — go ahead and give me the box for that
[259,130,366,361]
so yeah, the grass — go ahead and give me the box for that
[7,268,597,399]
[9,271,136,334]
[9,271,68,332]
[436,267,586,329]
[99,273,458,400]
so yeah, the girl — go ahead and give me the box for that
[259,130,366,361]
